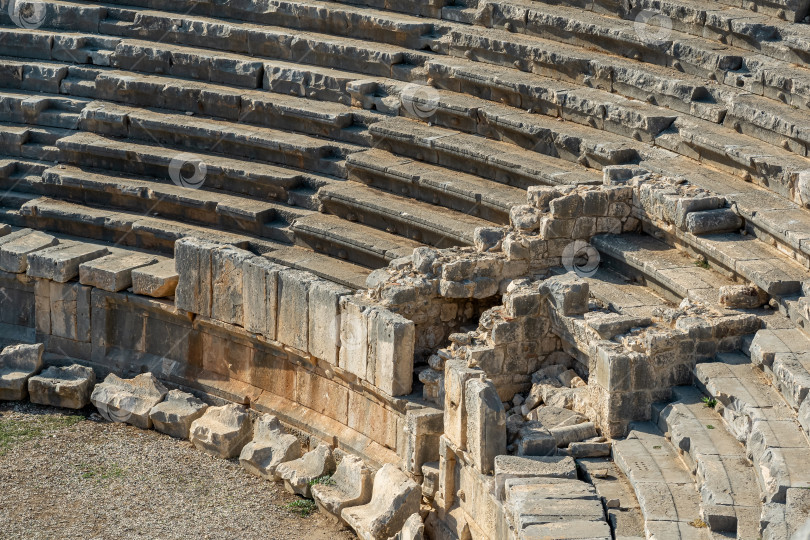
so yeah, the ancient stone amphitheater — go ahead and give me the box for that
[2,0,810,537]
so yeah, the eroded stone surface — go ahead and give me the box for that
[0,343,44,401]
[189,403,253,459]
[312,454,374,523]
[90,373,168,429]
[276,443,336,498]
[149,389,208,439]
[28,364,95,409]
[239,414,302,481]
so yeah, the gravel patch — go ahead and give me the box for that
[0,402,357,540]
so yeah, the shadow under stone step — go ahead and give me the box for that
[264,246,371,290]
[590,233,739,308]
[654,385,762,536]
[613,421,711,539]
[347,148,527,224]
[694,352,810,505]
[291,212,423,269]
[369,116,602,190]
[317,180,491,247]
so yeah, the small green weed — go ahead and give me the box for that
[76,462,126,481]
[701,397,717,408]
[286,499,317,517]
[0,414,83,455]
[694,259,710,269]
[308,475,335,487]
[706,424,715,430]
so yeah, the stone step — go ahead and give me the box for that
[590,233,740,308]
[290,212,422,268]
[370,116,602,190]
[749,328,810,414]
[77,101,362,179]
[525,0,803,60]
[317,180,492,247]
[53,132,314,206]
[263,246,371,290]
[654,116,810,204]
[678,232,810,297]
[575,266,673,321]
[654,385,762,536]
[693,352,810,504]
[346,148,526,224]
[613,421,711,539]
[0,122,71,159]
[35,164,307,244]
[0,90,90,130]
[577,458,647,540]
[3,196,262,254]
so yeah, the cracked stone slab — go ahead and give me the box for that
[28,364,95,409]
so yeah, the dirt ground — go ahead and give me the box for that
[0,401,356,540]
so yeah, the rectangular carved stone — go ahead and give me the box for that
[368,307,415,396]
[444,360,481,450]
[277,269,316,353]
[308,280,352,365]
[242,256,282,340]
[339,296,371,379]
[211,245,252,327]
[174,237,223,317]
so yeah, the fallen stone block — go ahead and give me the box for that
[525,405,587,428]
[312,454,374,524]
[149,389,208,439]
[189,403,253,459]
[540,273,589,316]
[79,252,160,292]
[390,513,424,540]
[516,422,557,457]
[685,208,742,235]
[27,242,109,282]
[239,414,302,481]
[131,259,179,297]
[90,372,168,429]
[566,441,612,458]
[0,343,44,401]
[276,443,336,498]
[549,422,599,447]
[28,364,95,409]
[719,284,767,309]
[341,463,422,540]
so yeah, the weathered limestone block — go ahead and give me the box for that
[339,296,372,379]
[540,273,589,316]
[719,284,767,309]
[189,403,253,459]
[242,256,281,339]
[566,441,611,458]
[43,281,92,342]
[211,245,252,327]
[312,454,374,523]
[465,376,507,474]
[90,373,168,429]
[276,443,336,498]
[174,237,223,316]
[0,231,58,273]
[309,280,352,365]
[444,360,480,449]
[28,364,95,409]
[402,407,443,476]
[79,252,160,292]
[0,343,44,401]
[341,463,422,540]
[131,259,179,298]
[684,208,742,235]
[368,307,415,396]
[548,422,599,447]
[239,414,302,481]
[525,406,587,428]
[148,389,208,439]
[27,242,109,282]
[516,423,556,457]
[277,269,317,353]
[494,456,577,500]
[390,513,424,540]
